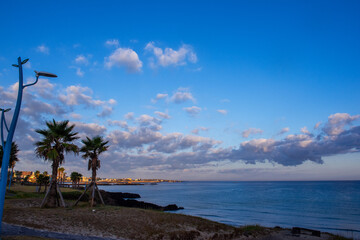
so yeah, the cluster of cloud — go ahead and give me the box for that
[36,41,199,78]
[103,40,198,73]
[145,42,197,68]
[105,48,143,73]
[1,80,359,176]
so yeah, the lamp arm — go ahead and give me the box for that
[23,75,39,88]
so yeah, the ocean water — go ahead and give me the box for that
[99,181,360,239]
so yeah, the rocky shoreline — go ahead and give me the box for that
[71,190,184,211]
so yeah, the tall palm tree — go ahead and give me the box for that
[0,141,20,170]
[75,136,108,207]
[0,141,19,188]
[35,119,79,208]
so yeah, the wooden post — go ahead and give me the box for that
[40,182,52,208]
[95,183,105,205]
[57,184,66,207]
[74,182,92,206]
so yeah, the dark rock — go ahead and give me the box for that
[98,190,183,211]
[163,204,184,211]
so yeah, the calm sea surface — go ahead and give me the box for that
[99,181,360,239]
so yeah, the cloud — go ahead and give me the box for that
[72,122,107,138]
[70,113,82,120]
[192,127,209,135]
[278,127,290,135]
[229,114,360,166]
[97,106,113,117]
[148,134,221,154]
[301,126,311,135]
[59,85,104,107]
[76,68,84,77]
[183,106,201,117]
[36,45,49,54]
[125,112,134,120]
[105,39,120,47]
[323,113,360,136]
[151,93,168,103]
[314,122,322,129]
[154,111,170,119]
[242,128,263,138]
[145,42,197,68]
[75,55,89,65]
[217,109,228,115]
[171,88,195,104]
[108,120,128,129]
[105,47,142,72]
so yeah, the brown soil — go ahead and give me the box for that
[3,197,342,240]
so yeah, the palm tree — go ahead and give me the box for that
[35,119,79,208]
[70,171,82,188]
[75,136,108,207]
[0,141,20,188]
[36,173,49,193]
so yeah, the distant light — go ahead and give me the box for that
[35,71,57,78]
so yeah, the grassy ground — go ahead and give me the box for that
[3,184,351,240]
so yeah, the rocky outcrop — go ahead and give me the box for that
[98,190,184,211]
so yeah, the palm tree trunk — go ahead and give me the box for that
[43,161,59,207]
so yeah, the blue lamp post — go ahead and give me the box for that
[0,57,57,233]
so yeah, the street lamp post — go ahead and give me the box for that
[0,57,57,234]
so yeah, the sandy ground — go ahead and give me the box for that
[2,186,342,240]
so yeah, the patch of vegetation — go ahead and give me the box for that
[238,224,268,236]
[5,190,43,199]
[61,190,88,201]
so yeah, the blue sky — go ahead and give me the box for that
[0,0,359,180]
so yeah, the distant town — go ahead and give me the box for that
[11,171,181,185]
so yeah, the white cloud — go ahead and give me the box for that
[192,127,209,135]
[314,122,322,129]
[151,93,168,103]
[323,113,360,136]
[301,126,311,135]
[278,127,290,135]
[97,106,113,117]
[217,109,228,115]
[75,55,89,65]
[105,48,142,72]
[171,88,195,104]
[76,67,84,77]
[70,113,82,120]
[59,85,104,107]
[124,112,134,120]
[36,44,49,54]
[154,111,170,119]
[105,39,120,47]
[183,106,201,117]
[108,120,128,129]
[242,128,263,138]
[145,42,197,68]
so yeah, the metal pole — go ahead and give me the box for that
[0,57,24,233]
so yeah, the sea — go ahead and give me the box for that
[99,181,360,239]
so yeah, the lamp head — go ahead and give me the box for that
[0,108,11,112]
[35,71,57,78]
